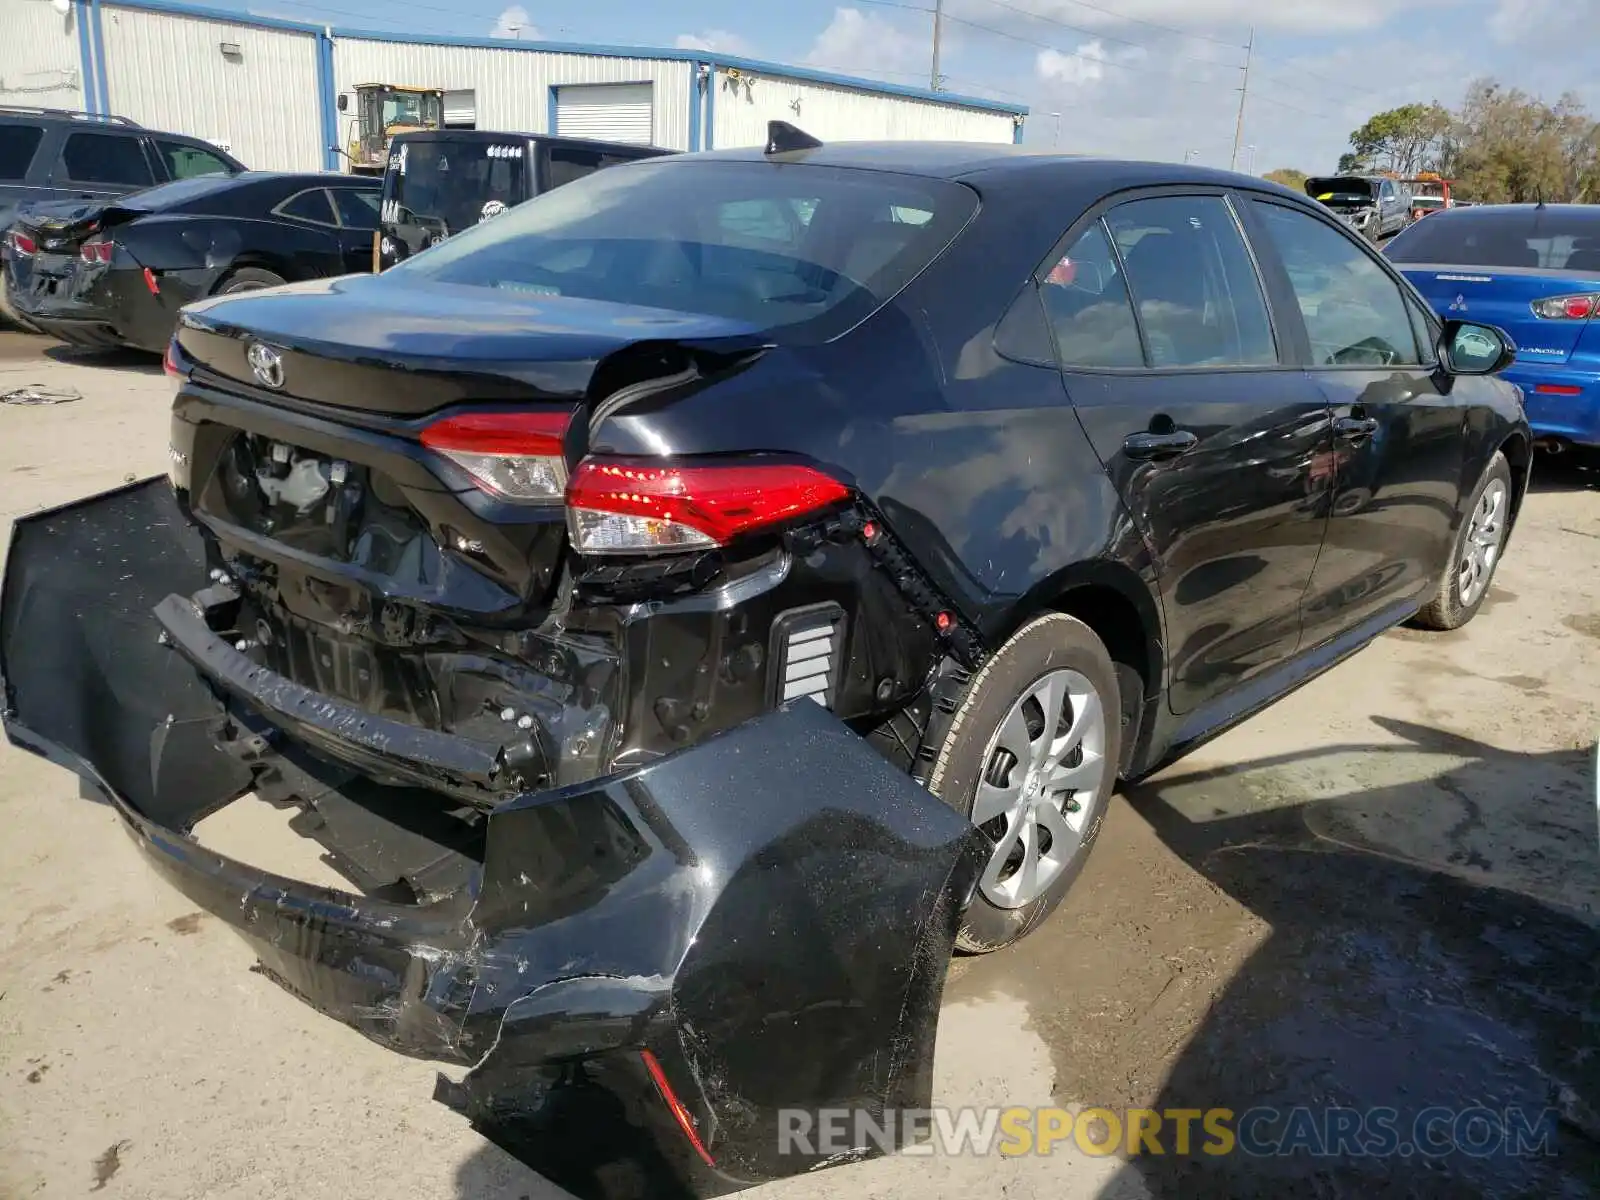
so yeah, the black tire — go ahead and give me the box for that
[215,267,286,295]
[926,613,1122,954]
[1412,450,1514,631]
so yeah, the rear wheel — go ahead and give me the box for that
[926,614,1121,954]
[215,267,286,295]
[1412,450,1513,631]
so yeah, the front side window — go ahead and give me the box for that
[1252,201,1422,367]
[1038,221,1143,369]
[1106,195,1277,368]
[332,187,380,229]
[60,133,153,187]
[387,159,979,345]
[545,147,602,190]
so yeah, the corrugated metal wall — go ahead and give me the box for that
[99,5,323,170]
[0,0,88,111]
[331,39,694,151]
[712,72,1016,148]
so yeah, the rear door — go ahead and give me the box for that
[1247,197,1464,643]
[1386,208,1600,366]
[1056,190,1333,717]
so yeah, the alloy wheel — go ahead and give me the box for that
[1458,477,1507,608]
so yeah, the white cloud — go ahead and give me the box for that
[952,0,1445,37]
[490,6,539,38]
[674,29,755,57]
[1036,41,1111,88]
[806,6,929,79]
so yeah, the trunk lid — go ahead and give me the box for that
[176,273,769,414]
[1398,265,1600,365]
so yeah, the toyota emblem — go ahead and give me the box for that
[246,342,284,389]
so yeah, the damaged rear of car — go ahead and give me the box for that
[1,146,1002,1197]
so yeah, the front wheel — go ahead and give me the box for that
[1412,450,1513,630]
[926,614,1122,954]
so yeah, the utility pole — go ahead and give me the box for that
[930,0,944,91]
[1230,27,1253,172]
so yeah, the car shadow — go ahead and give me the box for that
[1090,719,1600,1198]
[42,343,163,375]
[1529,449,1599,493]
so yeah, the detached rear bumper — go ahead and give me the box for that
[0,479,985,1199]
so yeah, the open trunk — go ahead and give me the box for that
[0,477,985,1199]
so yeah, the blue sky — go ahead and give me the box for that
[226,0,1600,173]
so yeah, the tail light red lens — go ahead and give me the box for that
[1531,293,1598,320]
[566,458,850,554]
[420,409,573,501]
[7,230,36,257]
[639,1050,715,1167]
[80,236,114,265]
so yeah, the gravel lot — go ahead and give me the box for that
[2,330,1597,1199]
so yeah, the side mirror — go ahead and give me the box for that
[1439,319,1517,376]
[337,94,349,112]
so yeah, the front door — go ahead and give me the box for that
[1054,192,1333,716]
[1244,197,1463,646]
[329,187,383,273]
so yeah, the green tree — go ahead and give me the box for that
[1343,103,1453,176]
[1447,79,1598,203]
[1263,167,1308,191]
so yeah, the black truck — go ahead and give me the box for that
[375,129,673,270]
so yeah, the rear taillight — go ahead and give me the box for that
[566,458,850,555]
[1531,293,1598,320]
[420,409,572,501]
[6,229,36,257]
[80,236,114,265]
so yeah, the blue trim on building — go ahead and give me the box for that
[90,0,110,117]
[315,29,338,171]
[547,86,559,137]
[75,0,98,114]
[687,62,702,152]
[97,1,1026,116]
[704,65,716,151]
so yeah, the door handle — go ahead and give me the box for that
[1334,416,1380,441]
[1123,429,1199,461]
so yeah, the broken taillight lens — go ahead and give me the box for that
[420,409,573,502]
[80,236,114,265]
[566,458,851,554]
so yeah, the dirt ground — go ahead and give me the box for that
[1,329,1597,1199]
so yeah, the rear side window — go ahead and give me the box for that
[1252,201,1422,367]
[279,189,337,225]
[1107,195,1277,368]
[1039,222,1143,369]
[0,124,44,182]
[545,146,602,190]
[389,159,979,346]
[60,132,154,186]
[1385,208,1600,270]
[154,140,234,180]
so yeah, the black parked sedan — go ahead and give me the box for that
[4,170,380,352]
[1,129,1529,1198]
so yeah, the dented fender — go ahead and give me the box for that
[0,478,985,1199]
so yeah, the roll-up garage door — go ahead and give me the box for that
[553,83,654,145]
[443,90,476,128]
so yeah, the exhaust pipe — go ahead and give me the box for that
[1533,436,1568,455]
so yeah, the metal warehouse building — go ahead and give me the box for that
[3,0,1027,172]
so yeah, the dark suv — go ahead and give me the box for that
[0,106,245,326]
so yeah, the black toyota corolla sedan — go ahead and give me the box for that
[0,127,1529,1198]
[4,170,380,352]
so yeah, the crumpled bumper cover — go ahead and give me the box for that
[0,478,986,1200]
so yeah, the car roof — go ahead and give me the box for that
[669,143,1308,199]
[232,170,379,187]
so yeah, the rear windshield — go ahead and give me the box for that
[1308,177,1376,202]
[1384,208,1600,270]
[117,174,238,211]
[386,158,978,345]
[382,138,528,241]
